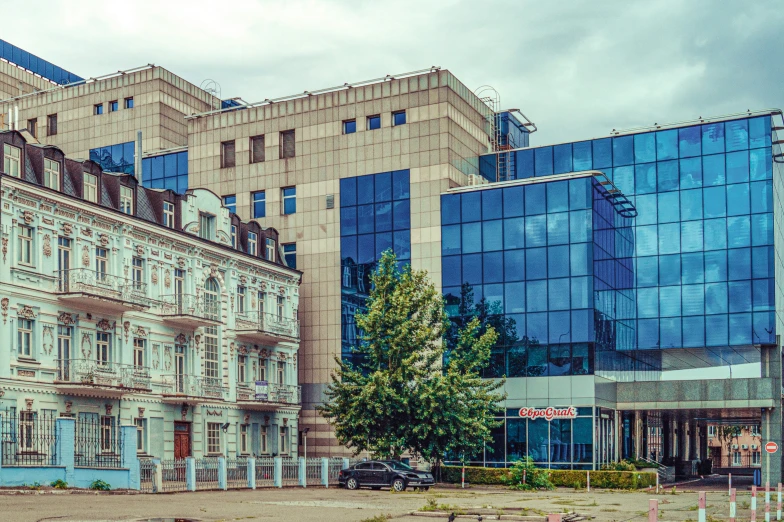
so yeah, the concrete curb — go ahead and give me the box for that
[411,511,550,520]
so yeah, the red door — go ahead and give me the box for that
[174,422,191,459]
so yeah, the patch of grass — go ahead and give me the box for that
[687,504,699,511]
[360,515,392,522]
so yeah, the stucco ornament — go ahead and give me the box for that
[18,305,36,320]
[96,318,113,331]
[42,234,52,257]
[1,298,8,324]
[134,325,148,338]
[99,234,110,247]
[136,244,144,256]
[58,312,76,325]
[62,222,73,236]
[81,332,92,358]
[42,326,54,355]
[1,237,7,262]
[164,269,171,289]
[123,321,131,342]
[22,210,33,224]
[175,333,187,345]
[82,245,90,267]
[151,265,158,284]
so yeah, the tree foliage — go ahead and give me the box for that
[318,250,505,462]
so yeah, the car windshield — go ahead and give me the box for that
[386,461,413,471]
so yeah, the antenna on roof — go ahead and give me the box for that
[200,79,222,110]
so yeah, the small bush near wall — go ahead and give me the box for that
[440,465,656,490]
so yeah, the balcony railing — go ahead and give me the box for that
[159,374,228,401]
[55,359,152,391]
[235,312,300,341]
[55,269,150,309]
[236,382,301,405]
[159,294,221,323]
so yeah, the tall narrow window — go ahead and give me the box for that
[223,195,236,215]
[277,360,285,384]
[174,269,184,299]
[3,144,20,177]
[133,338,145,368]
[238,354,247,383]
[237,286,246,313]
[207,422,221,454]
[252,191,266,218]
[101,416,114,452]
[250,135,265,163]
[47,114,57,136]
[44,159,60,190]
[283,243,296,268]
[132,257,144,289]
[163,201,175,228]
[120,186,133,214]
[83,173,98,203]
[109,100,119,112]
[17,225,33,265]
[17,318,33,357]
[221,140,236,168]
[94,104,104,115]
[198,213,214,240]
[231,225,237,248]
[248,232,258,256]
[260,426,268,454]
[258,291,266,315]
[124,97,134,109]
[282,187,296,215]
[265,237,276,261]
[57,325,72,380]
[95,247,108,280]
[258,357,267,382]
[279,426,289,455]
[240,424,249,454]
[203,278,220,379]
[135,418,146,453]
[96,332,111,365]
[27,118,37,138]
[280,130,295,159]
[20,411,34,451]
[277,295,285,319]
[58,238,71,291]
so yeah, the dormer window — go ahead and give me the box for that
[83,173,98,203]
[265,238,276,261]
[120,186,133,214]
[247,232,258,256]
[3,144,20,177]
[163,201,175,228]
[44,159,60,190]
[198,213,215,240]
[231,225,238,248]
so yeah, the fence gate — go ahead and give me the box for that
[255,456,275,487]
[281,457,299,486]
[227,457,248,488]
[161,459,188,492]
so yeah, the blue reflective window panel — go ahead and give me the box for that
[526,248,547,280]
[505,282,525,313]
[681,220,703,252]
[177,176,188,192]
[151,156,164,180]
[638,319,659,349]
[727,183,749,216]
[392,170,410,199]
[679,126,701,158]
[482,189,503,221]
[547,181,568,212]
[705,315,728,346]
[728,248,751,280]
[749,116,771,148]
[357,205,374,234]
[571,310,593,343]
[752,279,774,311]
[110,100,119,112]
[527,280,547,312]
[223,195,236,215]
[462,191,481,222]
[374,171,391,202]
[637,256,658,287]
[636,225,658,256]
[442,256,461,287]
[441,194,460,225]
[340,178,357,207]
[462,254,482,286]
[570,243,590,276]
[727,216,750,248]
[750,180,772,213]
[658,223,680,255]
[341,236,357,262]
[516,149,534,179]
[752,246,773,279]
[534,147,553,176]
[548,278,570,310]
[682,284,705,315]
[656,129,678,161]
[613,135,633,167]
[593,138,612,169]
[634,132,656,164]
[704,250,727,282]
[549,312,571,343]
[553,144,572,174]
[703,186,726,218]
[503,217,525,249]
[569,210,590,242]
[726,151,749,184]
[393,230,410,260]
[681,252,704,284]
[527,312,548,344]
[682,316,705,347]
[753,311,775,343]
[282,187,296,214]
[462,222,482,254]
[124,142,135,166]
[525,215,547,247]
[375,202,392,232]
[569,178,591,209]
[504,250,525,281]
[177,151,188,175]
[393,199,410,230]
[252,191,266,218]
[660,286,681,317]
[637,288,658,318]
[635,194,656,225]
[613,166,634,195]
[367,115,381,130]
[657,160,678,192]
[659,254,680,286]
[703,154,725,186]
[375,232,392,258]
[392,110,406,126]
[635,163,656,194]
[502,185,524,217]
[725,119,749,152]
[484,284,504,310]
[680,189,702,221]
[357,175,374,205]
[660,317,681,348]
[525,184,546,215]
[571,276,591,309]
[547,213,569,245]
[343,120,356,134]
[729,281,752,313]
[442,225,461,255]
[163,177,176,191]
[752,213,773,247]
[149,179,163,189]
[483,252,503,284]
[749,148,772,181]
[483,220,503,251]
[657,192,679,223]
[548,245,569,278]
[679,158,702,189]
[729,314,751,345]
[705,283,728,314]
[357,234,375,264]
[702,122,725,155]
[573,141,592,170]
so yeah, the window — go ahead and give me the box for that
[392,110,406,126]
[240,424,249,454]
[133,339,145,368]
[248,232,258,256]
[120,186,133,214]
[238,354,247,382]
[27,118,37,138]
[223,195,236,215]
[260,426,268,454]
[282,187,296,215]
[94,104,104,115]
[124,97,134,109]
[83,173,98,203]
[204,326,219,378]
[109,100,119,112]
[221,140,236,168]
[207,422,221,454]
[277,360,285,384]
[343,119,356,134]
[95,247,108,279]
[19,412,34,451]
[367,115,381,130]
[17,318,33,357]
[135,418,145,453]
[58,238,72,286]
[250,135,265,163]
[101,416,114,452]
[277,295,285,319]
[96,332,110,365]
[4,144,20,177]
[732,451,742,466]
[57,325,72,378]
[279,426,289,455]
[199,213,215,240]
[282,243,296,268]
[265,237,276,261]
[258,291,266,315]
[174,269,185,298]
[707,426,716,438]
[252,191,266,218]
[280,130,295,159]
[237,286,246,313]
[44,158,60,190]
[17,225,33,265]
[258,356,267,381]
[163,201,175,228]
[753,451,761,465]
[750,425,760,436]
[231,225,237,248]
[132,257,144,288]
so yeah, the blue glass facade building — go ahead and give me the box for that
[89,141,135,175]
[0,39,83,85]
[141,150,189,193]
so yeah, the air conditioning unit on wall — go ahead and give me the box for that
[732,444,739,449]
[752,444,758,450]
[741,444,749,450]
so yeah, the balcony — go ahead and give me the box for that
[54,359,152,397]
[55,269,150,312]
[159,294,222,328]
[235,382,301,410]
[235,312,299,344]
[158,374,228,403]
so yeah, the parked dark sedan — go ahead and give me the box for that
[338,460,434,491]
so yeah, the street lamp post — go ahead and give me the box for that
[303,427,310,460]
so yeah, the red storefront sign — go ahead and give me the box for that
[518,406,578,421]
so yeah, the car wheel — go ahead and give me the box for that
[346,477,359,490]
[392,478,406,492]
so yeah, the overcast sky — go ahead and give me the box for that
[6,0,782,145]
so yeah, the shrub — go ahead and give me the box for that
[601,460,637,471]
[504,457,554,491]
[440,465,656,490]
[89,479,111,491]
[440,465,509,485]
[50,479,68,489]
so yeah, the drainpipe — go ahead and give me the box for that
[135,131,143,182]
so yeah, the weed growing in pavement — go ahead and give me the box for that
[360,515,391,522]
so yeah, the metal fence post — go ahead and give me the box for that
[218,456,227,490]
[120,425,139,490]
[186,457,196,491]
[299,457,307,487]
[274,457,282,488]
[152,458,162,494]
[322,457,329,488]
[729,488,736,522]
[777,483,782,521]
[698,491,706,522]
[248,457,256,489]
[55,417,76,486]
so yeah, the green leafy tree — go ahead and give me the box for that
[318,250,505,462]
